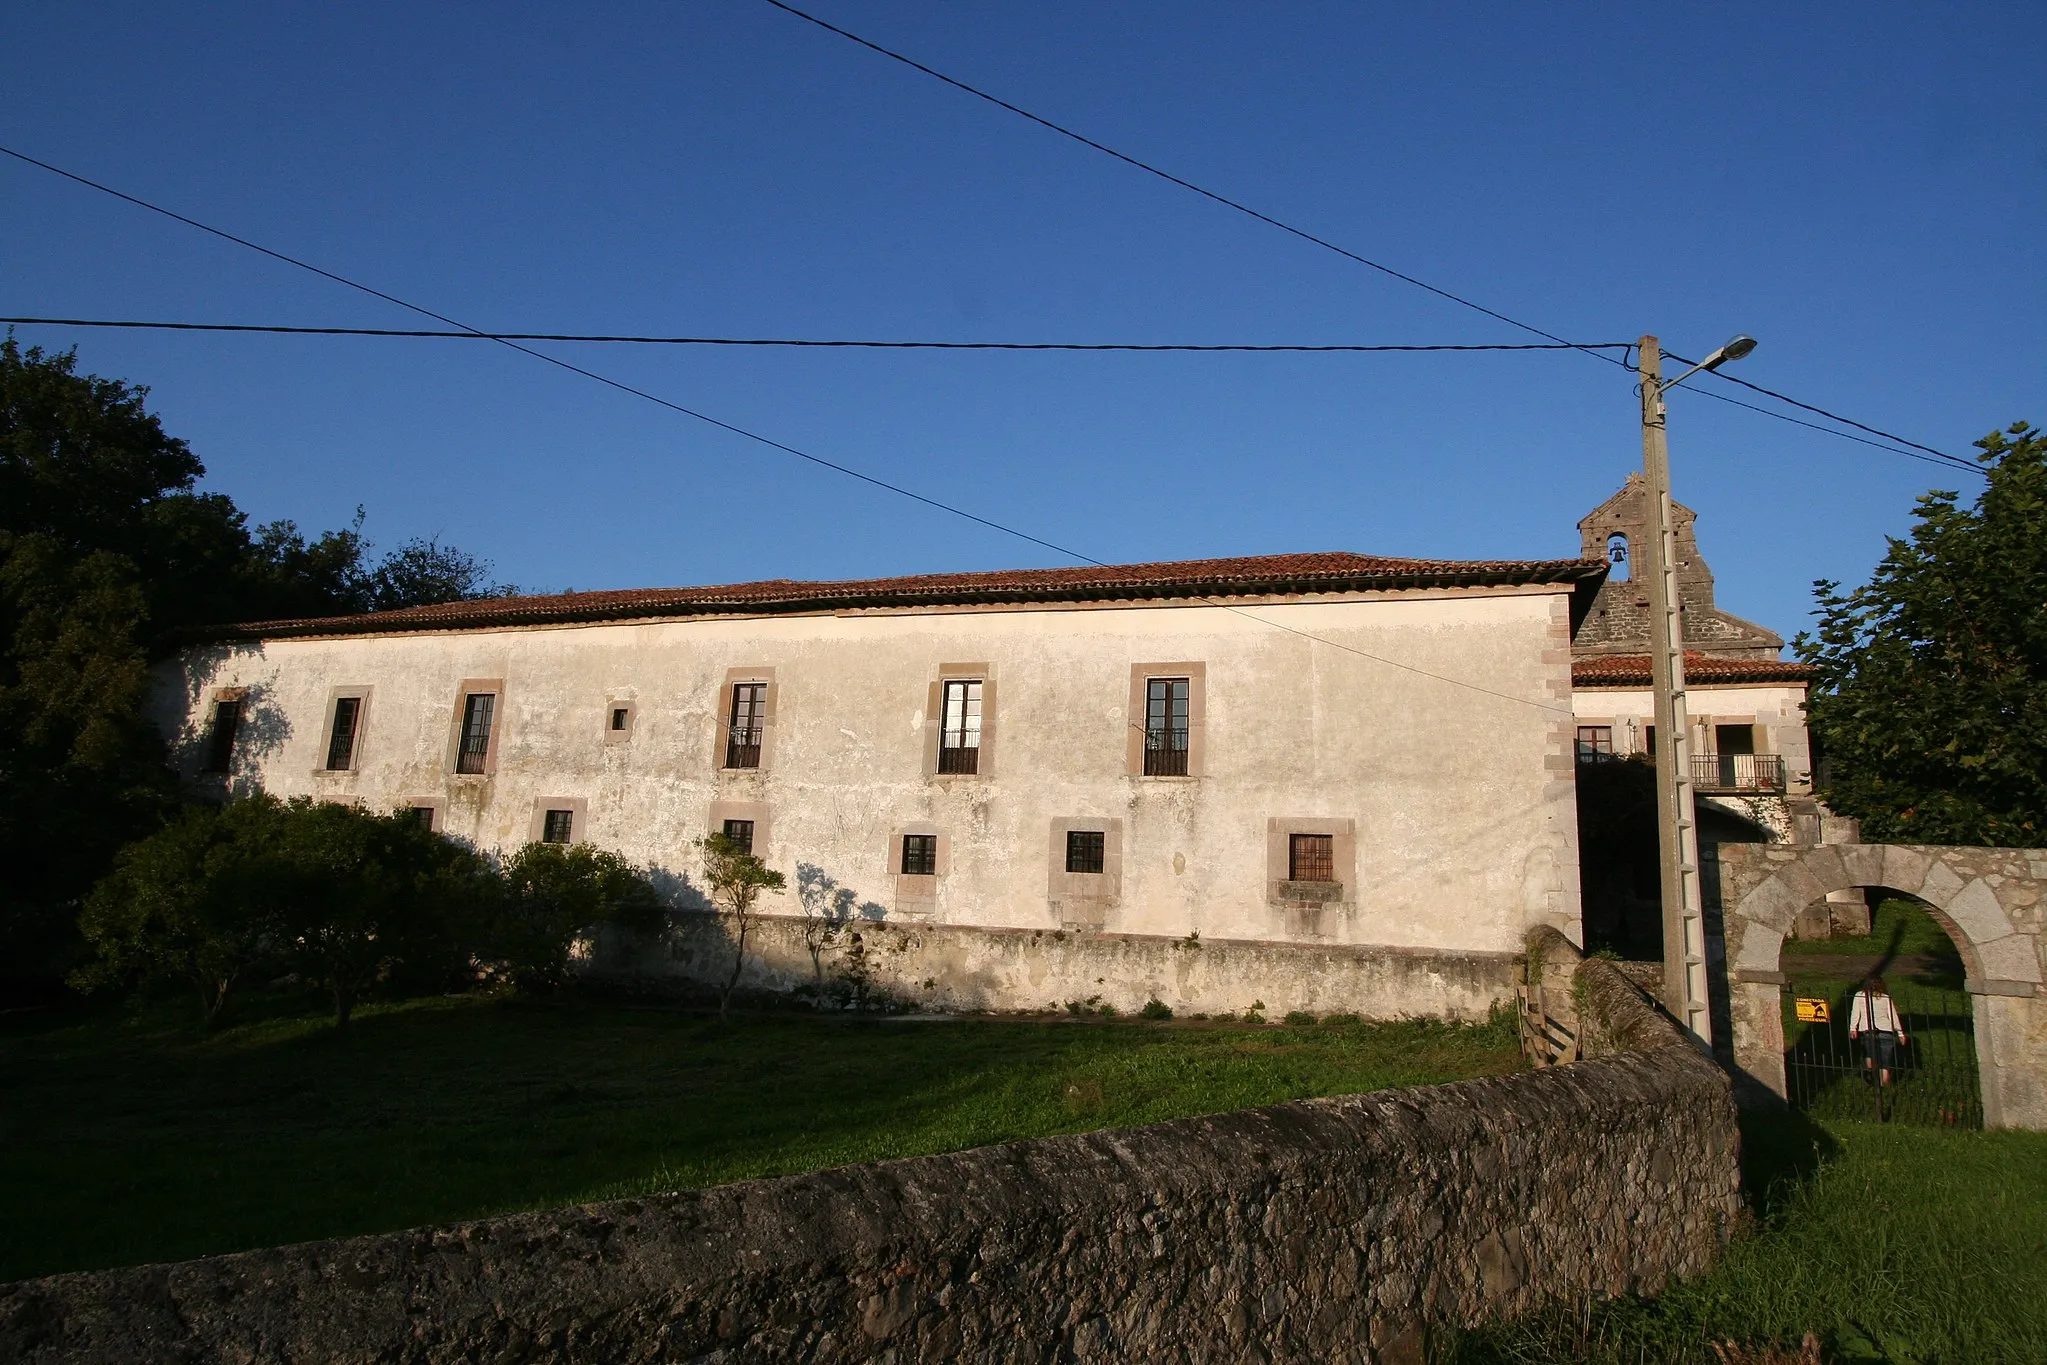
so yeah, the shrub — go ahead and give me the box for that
[1283,1010,1317,1026]
[1243,999,1267,1023]
[496,842,663,997]
[1139,997,1173,1020]
[1322,1012,1362,1026]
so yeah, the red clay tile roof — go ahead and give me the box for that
[203,551,1608,641]
[1573,653,1816,687]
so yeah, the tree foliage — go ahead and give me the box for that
[700,832,786,1020]
[1,337,511,994]
[496,842,665,995]
[1798,422,2047,847]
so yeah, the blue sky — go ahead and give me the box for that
[4,1,2041,643]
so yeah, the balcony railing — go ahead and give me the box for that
[937,743,979,775]
[1143,727,1189,777]
[725,725,763,770]
[1692,752,1785,793]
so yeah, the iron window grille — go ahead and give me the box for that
[1143,677,1191,776]
[1289,833,1335,883]
[325,696,362,771]
[937,679,983,774]
[721,818,755,854]
[1065,830,1106,875]
[901,834,938,876]
[726,683,766,768]
[203,698,241,773]
[541,809,575,843]
[455,693,495,774]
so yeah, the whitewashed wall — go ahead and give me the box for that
[153,586,1582,958]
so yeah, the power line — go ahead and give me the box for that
[0,317,1632,353]
[761,0,1982,478]
[0,144,1573,717]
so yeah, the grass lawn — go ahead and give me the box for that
[0,991,1522,1283]
[1780,896,1962,962]
[1450,1114,2047,1364]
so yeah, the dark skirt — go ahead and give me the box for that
[1861,1028,1899,1069]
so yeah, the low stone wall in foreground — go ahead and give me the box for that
[592,911,1520,1021]
[0,957,1737,1365]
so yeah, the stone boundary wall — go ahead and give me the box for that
[589,912,1519,1021]
[0,957,1737,1365]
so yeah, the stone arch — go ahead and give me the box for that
[1714,843,2046,1130]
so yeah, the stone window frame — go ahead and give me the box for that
[529,796,588,845]
[604,696,637,746]
[709,799,773,861]
[889,823,949,909]
[403,797,445,834]
[713,667,778,774]
[1126,662,1206,779]
[922,663,997,780]
[1047,816,1123,927]
[1266,817,1356,907]
[200,686,248,774]
[446,678,506,778]
[316,684,374,773]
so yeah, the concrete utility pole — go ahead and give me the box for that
[1638,335,1714,1046]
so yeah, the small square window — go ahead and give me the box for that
[611,706,630,732]
[1065,829,1106,875]
[1575,725,1614,763]
[901,834,938,876]
[1289,833,1334,883]
[721,818,755,855]
[408,805,437,830]
[541,808,575,844]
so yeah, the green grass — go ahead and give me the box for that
[1781,897,1963,962]
[0,992,1522,1283]
[1448,1114,2047,1364]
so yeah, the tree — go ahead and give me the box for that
[1798,421,2047,847]
[699,832,785,1021]
[495,842,664,995]
[75,796,289,1028]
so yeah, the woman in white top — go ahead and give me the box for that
[1848,976,1908,1084]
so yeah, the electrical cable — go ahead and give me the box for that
[0,144,1573,716]
[0,317,1632,352]
[760,0,1984,478]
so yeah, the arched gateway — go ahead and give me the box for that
[1713,843,2047,1129]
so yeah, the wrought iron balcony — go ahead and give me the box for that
[1691,752,1785,793]
[937,743,979,775]
[1143,727,1190,777]
[725,725,763,770]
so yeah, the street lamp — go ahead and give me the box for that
[1635,332,1755,1048]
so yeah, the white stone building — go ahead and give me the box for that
[154,551,1605,1016]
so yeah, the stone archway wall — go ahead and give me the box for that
[1713,843,2047,1130]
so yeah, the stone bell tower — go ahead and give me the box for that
[1572,473,1784,662]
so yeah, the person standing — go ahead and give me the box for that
[1848,976,1907,1085]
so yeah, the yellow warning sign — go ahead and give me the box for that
[1796,998,1830,1023]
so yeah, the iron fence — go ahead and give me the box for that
[1783,983,1981,1128]
[937,744,979,774]
[725,725,763,770]
[1691,752,1785,792]
[1143,726,1189,776]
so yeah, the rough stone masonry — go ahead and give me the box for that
[0,958,1738,1364]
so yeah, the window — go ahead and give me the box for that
[721,818,755,854]
[1289,833,1335,883]
[611,707,630,732]
[726,683,766,769]
[901,834,938,876]
[1575,725,1614,763]
[541,808,575,844]
[325,696,363,771]
[1143,677,1191,776]
[937,679,982,774]
[1065,829,1106,875]
[407,805,436,831]
[456,693,495,774]
[202,697,241,773]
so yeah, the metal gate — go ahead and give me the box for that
[1783,982,1981,1128]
